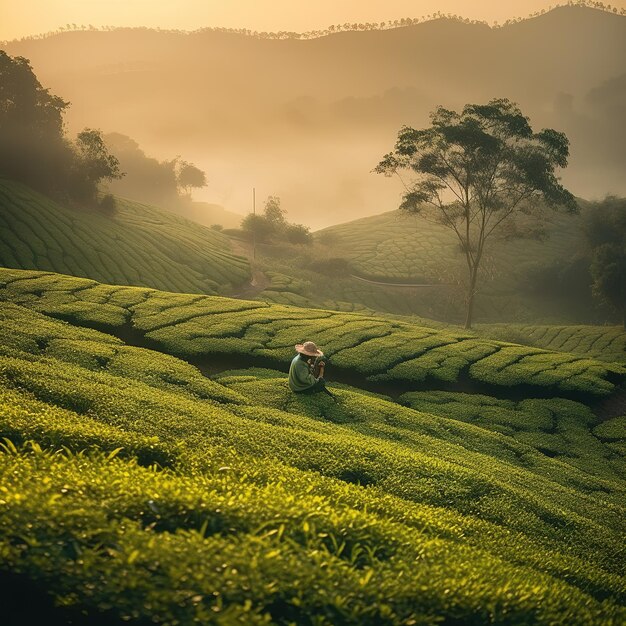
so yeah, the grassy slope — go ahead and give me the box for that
[1,268,623,398]
[474,323,626,365]
[0,179,250,295]
[0,294,625,624]
[317,210,581,285]
[306,209,583,321]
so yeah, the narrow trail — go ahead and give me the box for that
[349,275,454,289]
[228,237,270,299]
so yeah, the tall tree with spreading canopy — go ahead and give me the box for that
[0,50,71,194]
[263,195,286,228]
[376,98,577,328]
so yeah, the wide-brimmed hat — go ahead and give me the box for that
[295,341,323,357]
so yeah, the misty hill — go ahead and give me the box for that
[0,179,250,294]
[103,132,243,229]
[246,205,591,323]
[5,6,624,227]
[317,206,583,290]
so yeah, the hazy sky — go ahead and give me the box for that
[3,0,625,41]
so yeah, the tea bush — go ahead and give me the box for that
[1,299,625,624]
[0,179,250,294]
[2,268,624,398]
[476,323,626,364]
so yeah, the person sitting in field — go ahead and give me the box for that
[289,341,328,394]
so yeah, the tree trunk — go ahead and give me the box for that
[464,265,479,329]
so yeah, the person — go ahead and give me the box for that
[288,341,329,395]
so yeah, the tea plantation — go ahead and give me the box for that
[0,284,626,626]
[316,209,581,287]
[0,179,250,295]
[474,324,626,365]
[1,268,624,398]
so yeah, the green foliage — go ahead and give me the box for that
[0,179,250,294]
[315,207,584,322]
[176,159,207,195]
[1,268,624,397]
[400,390,623,478]
[0,298,625,624]
[0,50,71,196]
[72,128,123,203]
[594,416,626,442]
[375,98,577,327]
[475,323,626,364]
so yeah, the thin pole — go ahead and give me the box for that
[252,187,256,260]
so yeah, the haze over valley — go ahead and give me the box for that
[5,5,625,226]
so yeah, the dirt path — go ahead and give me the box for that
[228,237,270,299]
[349,275,453,288]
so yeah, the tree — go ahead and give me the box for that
[263,195,286,228]
[176,160,207,196]
[585,196,626,327]
[285,223,312,244]
[375,98,576,328]
[104,133,179,207]
[240,213,275,242]
[72,128,123,202]
[0,50,71,194]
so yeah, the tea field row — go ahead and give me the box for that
[1,299,624,624]
[0,179,250,295]
[1,268,623,398]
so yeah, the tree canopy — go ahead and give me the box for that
[176,160,207,196]
[376,98,576,328]
[0,51,123,206]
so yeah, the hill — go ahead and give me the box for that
[1,267,623,399]
[242,206,586,322]
[169,200,243,230]
[0,179,250,294]
[0,267,624,624]
[4,6,624,226]
[317,209,581,285]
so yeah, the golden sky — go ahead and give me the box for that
[4,0,624,41]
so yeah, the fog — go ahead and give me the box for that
[5,6,625,227]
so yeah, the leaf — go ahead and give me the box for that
[106,447,124,461]
[126,549,140,565]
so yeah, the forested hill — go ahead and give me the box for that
[5,5,624,226]
[0,180,250,294]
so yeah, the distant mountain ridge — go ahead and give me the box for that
[4,6,624,227]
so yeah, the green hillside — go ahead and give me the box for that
[318,210,581,285]
[1,270,625,624]
[309,209,584,321]
[0,179,250,295]
[2,268,623,398]
[475,323,626,365]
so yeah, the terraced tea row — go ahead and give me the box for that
[1,268,623,398]
[317,209,582,288]
[0,179,250,294]
[400,390,625,478]
[1,299,625,624]
[477,323,626,364]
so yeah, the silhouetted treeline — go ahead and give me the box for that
[103,133,207,208]
[524,197,626,325]
[0,50,121,207]
[2,1,623,45]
